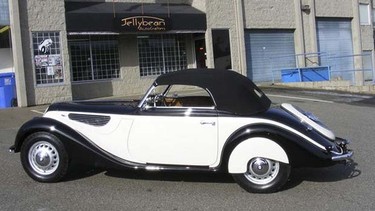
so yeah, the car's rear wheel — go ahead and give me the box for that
[21,132,69,182]
[232,157,290,193]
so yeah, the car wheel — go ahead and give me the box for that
[20,132,69,182]
[40,46,46,54]
[232,157,290,193]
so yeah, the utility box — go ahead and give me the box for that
[0,72,16,108]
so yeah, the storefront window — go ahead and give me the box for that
[138,34,187,77]
[68,35,120,82]
[0,0,10,26]
[32,31,64,85]
[0,26,10,48]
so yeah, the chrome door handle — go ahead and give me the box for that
[200,121,216,126]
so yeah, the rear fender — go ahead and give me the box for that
[228,137,289,173]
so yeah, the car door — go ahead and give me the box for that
[128,85,218,166]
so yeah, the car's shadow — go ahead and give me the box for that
[63,160,361,190]
[284,159,361,190]
[104,170,235,183]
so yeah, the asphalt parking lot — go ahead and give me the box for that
[0,88,374,210]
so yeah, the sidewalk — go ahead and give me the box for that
[271,81,375,95]
[0,105,46,129]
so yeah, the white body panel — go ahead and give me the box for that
[44,107,326,168]
[128,115,218,165]
[228,137,289,173]
[44,111,140,162]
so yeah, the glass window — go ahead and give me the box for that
[146,85,214,108]
[0,26,10,48]
[212,29,232,70]
[362,50,373,82]
[138,34,187,77]
[68,35,120,82]
[0,0,9,25]
[359,4,370,25]
[32,31,64,85]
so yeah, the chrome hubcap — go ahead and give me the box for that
[244,157,280,185]
[28,141,59,175]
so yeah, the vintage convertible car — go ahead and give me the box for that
[9,69,353,193]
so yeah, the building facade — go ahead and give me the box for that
[6,0,375,106]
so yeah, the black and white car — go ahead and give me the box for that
[9,69,353,193]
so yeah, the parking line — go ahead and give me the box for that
[30,110,44,114]
[267,94,334,104]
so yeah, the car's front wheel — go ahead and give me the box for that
[21,132,69,182]
[232,157,290,193]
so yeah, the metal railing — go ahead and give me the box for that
[265,52,374,85]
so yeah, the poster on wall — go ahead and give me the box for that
[32,31,64,85]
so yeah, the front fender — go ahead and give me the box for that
[13,117,77,152]
[13,117,146,170]
[228,137,289,173]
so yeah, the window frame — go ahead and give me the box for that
[32,31,64,86]
[137,34,188,77]
[359,3,371,25]
[140,84,217,110]
[68,35,120,83]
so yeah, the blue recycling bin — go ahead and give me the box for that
[0,72,16,108]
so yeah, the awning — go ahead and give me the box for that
[65,2,207,34]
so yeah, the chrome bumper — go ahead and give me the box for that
[9,145,15,153]
[331,138,353,161]
[332,150,353,161]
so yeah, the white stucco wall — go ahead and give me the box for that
[19,0,72,105]
[244,0,296,29]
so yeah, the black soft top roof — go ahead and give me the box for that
[155,69,271,115]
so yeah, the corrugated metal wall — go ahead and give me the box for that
[316,19,354,81]
[245,30,296,82]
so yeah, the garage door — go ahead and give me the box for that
[316,19,354,81]
[245,30,296,82]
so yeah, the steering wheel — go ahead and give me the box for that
[154,94,167,106]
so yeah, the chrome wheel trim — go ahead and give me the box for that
[28,141,60,175]
[244,157,280,185]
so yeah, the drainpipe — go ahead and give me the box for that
[352,0,364,86]
[9,0,28,107]
[295,0,306,68]
[234,0,247,75]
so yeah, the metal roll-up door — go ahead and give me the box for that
[316,19,354,81]
[245,30,296,82]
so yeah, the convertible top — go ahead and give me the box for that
[155,69,271,115]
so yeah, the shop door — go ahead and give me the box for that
[195,39,207,68]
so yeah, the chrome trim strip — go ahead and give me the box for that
[138,85,155,108]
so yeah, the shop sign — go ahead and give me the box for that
[118,16,170,32]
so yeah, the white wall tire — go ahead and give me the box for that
[232,158,290,193]
[21,132,69,182]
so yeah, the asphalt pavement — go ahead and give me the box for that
[0,88,374,210]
